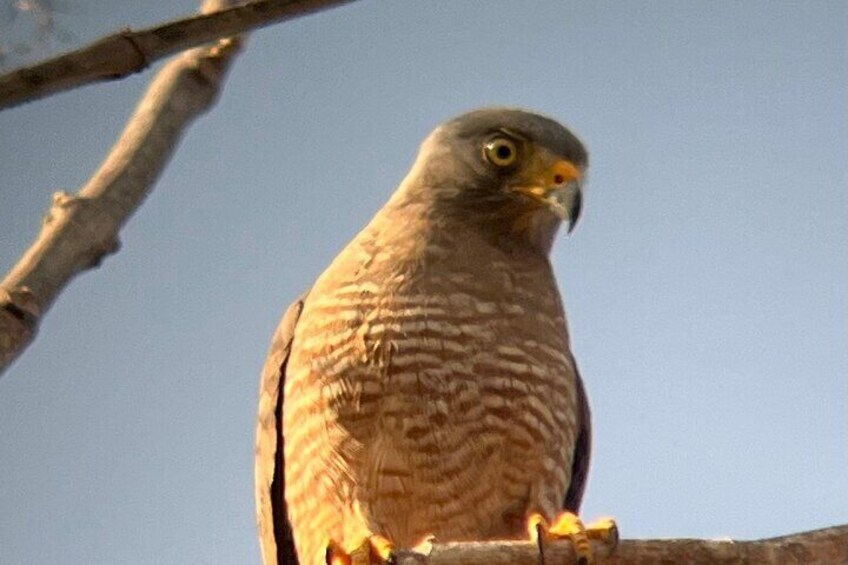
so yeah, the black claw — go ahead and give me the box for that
[610,524,620,547]
[536,523,546,565]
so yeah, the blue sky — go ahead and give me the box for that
[1,2,846,563]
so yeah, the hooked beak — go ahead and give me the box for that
[513,159,584,233]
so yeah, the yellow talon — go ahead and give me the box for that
[325,534,395,565]
[527,512,618,565]
[527,512,548,543]
[549,511,587,537]
[587,516,619,547]
[367,534,395,562]
[549,512,590,564]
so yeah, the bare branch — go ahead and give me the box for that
[392,524,848,564]
[0,0,245,376]
[0,0,356,110]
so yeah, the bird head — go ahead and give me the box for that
[396,108,588,254]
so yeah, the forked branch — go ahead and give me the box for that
[0,0,244,376]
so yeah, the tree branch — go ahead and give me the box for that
[392,524,848,564]
[0,0,245,376]
[0,0,356,110]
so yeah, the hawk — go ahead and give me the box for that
[256,108,614,565]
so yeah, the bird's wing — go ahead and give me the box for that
[562,352,591,513]
[256,295,307,565]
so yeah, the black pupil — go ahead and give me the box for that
[496,144,512,160]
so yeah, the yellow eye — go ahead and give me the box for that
[483,137,518,167]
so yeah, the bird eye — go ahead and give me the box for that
[484,137,518,167]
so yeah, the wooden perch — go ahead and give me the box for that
[0,0,356,110]
[391,524,848,564]
[0,0,245,376]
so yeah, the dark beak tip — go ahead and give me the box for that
[567,187,583,234]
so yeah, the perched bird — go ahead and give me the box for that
[256,108,614,565]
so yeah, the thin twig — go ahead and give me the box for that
[0,0,356,110]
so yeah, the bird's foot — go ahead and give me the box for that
[325,534,395,565]
[528,512,618,565]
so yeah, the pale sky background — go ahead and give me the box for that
[0,2,846,564]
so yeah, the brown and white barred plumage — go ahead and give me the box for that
[256,108,592,565]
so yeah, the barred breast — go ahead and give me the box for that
[282,217,579,565]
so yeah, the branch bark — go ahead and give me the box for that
[0,0,245,376]
[0,0,356,110]
[392,524,848,565]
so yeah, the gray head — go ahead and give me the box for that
[397,108,588,254]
